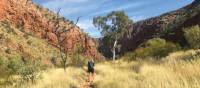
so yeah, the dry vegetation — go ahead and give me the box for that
[3,67,87,88]
[1,22,200,88]
[93,50,200,88]
[2,50,199,88]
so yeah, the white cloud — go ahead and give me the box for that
[77,19,94,30]
[62,7,83,16]
[90,2,145,16]
[77,19,101,37]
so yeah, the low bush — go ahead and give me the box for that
[7,57,22,75]
[184,25,200,49]
[134,38,180,58]
[18,59,44,83]
[1,55,45,84]
[122,52,137,61]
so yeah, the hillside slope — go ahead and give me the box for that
[0,21,60,66]
[119,0,200,54]
[0,0,102,59]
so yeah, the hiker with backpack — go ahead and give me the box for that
[87,58,95,82]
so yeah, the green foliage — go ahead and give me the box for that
[101,35,113,49]
[122,52,137,61]
[0,55,25,85]
[0,54,45,84]
[7,56,22,74]
[93,11,132,39]
[134,38,180,58]
[157,23,176,37]
[93,11,133,60]
[18,59,44,83]
[184,25,200,49]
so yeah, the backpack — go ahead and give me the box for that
[88,61,94,70]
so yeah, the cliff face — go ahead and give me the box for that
[0,0,102,59]
[119,0,200,54]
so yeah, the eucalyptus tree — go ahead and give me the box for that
[93,11,133,61]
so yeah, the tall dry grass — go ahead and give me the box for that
[32,68,86,88]
[3,67,87,88]
[2,50,200,88]
[93,50,200,88]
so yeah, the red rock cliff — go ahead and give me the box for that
[0,0,102,60]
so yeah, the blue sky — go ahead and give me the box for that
[33,0,194,38]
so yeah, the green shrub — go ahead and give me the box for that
[7,58,22,74]
[184,25,200,49]
[122,52,137,61]
[0,55,22,85]
[6,55,44,83]
[18,59,44,83]
[134,38,180,58]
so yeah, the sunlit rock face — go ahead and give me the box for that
[0,0,103,60]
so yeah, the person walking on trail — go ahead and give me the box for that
[87,58,95,82]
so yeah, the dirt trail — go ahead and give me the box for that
[79,73,95,88]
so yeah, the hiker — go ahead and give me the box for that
[87,58,95,81]
[88,58,95,74]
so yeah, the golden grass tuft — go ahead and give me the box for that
[32,68,86,88]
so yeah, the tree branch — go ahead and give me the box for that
[59,16,81,34]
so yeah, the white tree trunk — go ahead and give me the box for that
[112,39,117,61]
